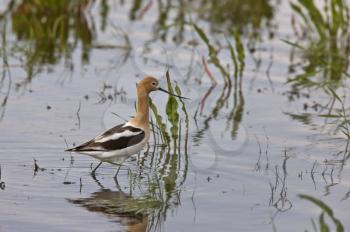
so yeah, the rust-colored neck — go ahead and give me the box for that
[130,85,149,130]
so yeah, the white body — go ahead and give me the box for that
[79,132,149,164]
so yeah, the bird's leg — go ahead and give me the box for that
[113,175,122,191]
[114,164,122,178]
[113,162,133,177]
[91,173,105,189]
[91,162,102,176]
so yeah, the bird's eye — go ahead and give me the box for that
[152,82,157,86]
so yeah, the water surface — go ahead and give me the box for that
[0,0,350,231]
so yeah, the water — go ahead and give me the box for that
[0,0,350,231]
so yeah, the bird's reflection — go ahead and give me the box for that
[68,176,148,232]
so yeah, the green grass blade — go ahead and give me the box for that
[327,87,342,102]
[319,212,330,232]
[311,218,318,232]
[298,0,326,38]
[299,194,344,232]
[233,30,245,78]
[290,2,313,29]
[227,38,239,80]
[193,23,229,79]
[149,98,170,146]
[281,38,305,50]
[193,24,210,47]
[165,71,179,149]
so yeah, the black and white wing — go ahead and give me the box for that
[66,123,145,152]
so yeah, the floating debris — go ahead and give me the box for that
[0,164,4,190]
[63,181,76,185]
[33,159,46,174]
[34,159,39,173]
[0,182,5,190]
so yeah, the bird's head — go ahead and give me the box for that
[137,76,160,93]
[137,76,189,99]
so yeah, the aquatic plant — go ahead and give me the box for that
[165,72,180,148]
[149,71,188,153]
[11,0,94,75]
[299,194,344,232]
[193,23,246,140]
[284,0,350,152]
[227,30,245,139]
[319,87,350,140]
[0,0,125,87]
[288,0,350,91]
[149,99,170,146]
[0,15,11,122]
[128,0,277,46]
[193,23,230,81]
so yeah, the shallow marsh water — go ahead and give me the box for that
[0,0,350,231]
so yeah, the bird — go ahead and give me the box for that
[65,76,188,176]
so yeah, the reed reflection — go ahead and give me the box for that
[128,0,277,45]
[10,0,94,82]
[284,0,350,171]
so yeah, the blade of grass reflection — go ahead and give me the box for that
[193,26,247,143]
[193,23,230,81]
[193,57,218,118]
[130,0,143,20]
[7,0,96,84]
[156,0,171,42]
[228,89,244,140]
[227,39,239,80]
[0,0,15,20]
[0,18,11,122]
[326,87,350,140]
[288,0,350,93]
[233,30,245,81]
[227,35,243,127]
[178,119,182,166]
[298,0,327,38]
[175,84,189,185]
[100,0,109,31]
[194,82,232,144]
[290,3,313,32]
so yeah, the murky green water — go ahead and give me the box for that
[0,0,350,231]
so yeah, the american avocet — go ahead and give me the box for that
[66,76,188,176]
